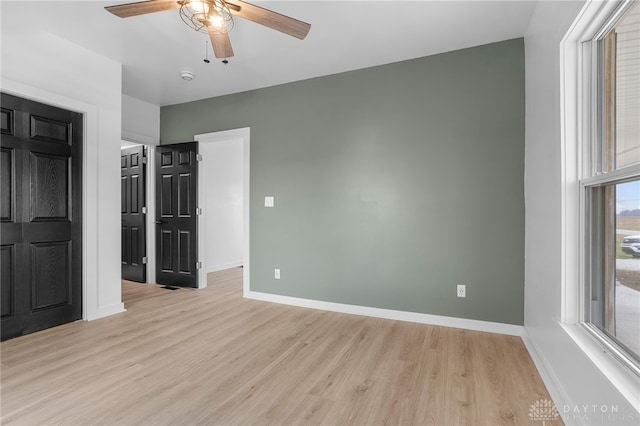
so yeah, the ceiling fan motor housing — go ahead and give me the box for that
[179,0,234,34]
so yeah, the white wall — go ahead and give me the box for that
[524,1,638,424]
[201,138,244,272]
[122,94,160,146]
[1,29,124,320]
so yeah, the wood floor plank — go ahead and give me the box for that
[0,267,563,425]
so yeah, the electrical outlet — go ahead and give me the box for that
[274,268,280,279]
[457,284,466,298]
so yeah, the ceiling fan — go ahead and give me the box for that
[105,0,311,59]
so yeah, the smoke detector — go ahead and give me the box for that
[180,71,194,81]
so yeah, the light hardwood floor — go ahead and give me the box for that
[1,268,562,425]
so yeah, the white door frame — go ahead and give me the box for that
[194,128,250,294]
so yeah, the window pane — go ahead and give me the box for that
[616,180,640,356]
[603,2,640,171]
[589,179,640,362]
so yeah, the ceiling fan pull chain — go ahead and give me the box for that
[204,39,210,63]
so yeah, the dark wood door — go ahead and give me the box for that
[0,93,82,341]
[121,145,147,282]
[155,142,199,288]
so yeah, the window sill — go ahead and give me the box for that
[560,320,640,410]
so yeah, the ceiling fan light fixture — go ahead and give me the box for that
[179,0,233,34]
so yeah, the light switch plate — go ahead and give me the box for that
[265,196,274,207]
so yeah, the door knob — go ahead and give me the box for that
[155,220,165,225]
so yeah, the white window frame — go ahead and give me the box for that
[561,0,640,410]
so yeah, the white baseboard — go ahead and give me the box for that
[85,303,126,321]
[244,290,524,336]
[521,331,579,425]
[206,261,243,273]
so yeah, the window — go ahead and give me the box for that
[581,0,640,373]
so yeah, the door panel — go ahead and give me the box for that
[1,108,14,134]
[1,148,12,221]
[178,174,191,216]
[29,115,71,144]
[131,175,140,213]
[31,241,71,310]
[30,153,69,220]
[155,142,198,288]
[160,230,173,271]
[178,230,191,273]
[1,245,14,318]
[0,92,82,341]
[121,145,147,283]
[161,175,173,215]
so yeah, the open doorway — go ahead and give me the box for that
[121,140,161,308]
[201,138,244,271]
[120,128,250,305]
[121,142,147,283]
[195,128,250,293]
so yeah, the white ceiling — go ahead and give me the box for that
[1,0,538,106]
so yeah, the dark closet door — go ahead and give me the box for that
[1,93,82,341]
[155,142,199,288]
[121,145,147,282]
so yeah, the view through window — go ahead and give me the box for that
[614,180,640,357]
[585,0,640,368]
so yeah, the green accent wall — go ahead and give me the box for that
[161,38,525,325]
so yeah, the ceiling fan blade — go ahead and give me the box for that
[105,0,181,18]
[227,0,311,40]
[209,30,235,58]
